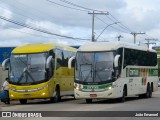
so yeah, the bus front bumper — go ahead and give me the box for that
[9,88,50,100]
[74,88,121,99]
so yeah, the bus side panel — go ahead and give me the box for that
[54,67,74,96]
[48,77,56,97]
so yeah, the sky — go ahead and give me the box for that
[0,0,160,47]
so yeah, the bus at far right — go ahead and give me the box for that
[69,42,159,103]
[152,46,160,87]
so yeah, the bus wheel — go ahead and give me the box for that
[86,99,92,103]
[149,85,152,98]
[119,88,126,102]
[139,84,152,98]
[145,84,151,98]
[139,94,144,98]
[19,99,27,104]
[51,87,60,103]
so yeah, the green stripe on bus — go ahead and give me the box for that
[126,68,158,77]
[150,69,158,76]
[83,83,112,89]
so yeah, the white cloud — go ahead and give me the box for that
[0,3,12,27]
[0,0,160,47]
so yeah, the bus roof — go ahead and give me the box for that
[78,42,156,52]
[12,43,77,54]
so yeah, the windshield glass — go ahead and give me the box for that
[10,53,47,85]
[75,52,114,84]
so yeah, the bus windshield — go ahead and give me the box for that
[75,51,114,84]
[9,53,48,85]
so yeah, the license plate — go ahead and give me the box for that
[90,94,97,97]
[24,94,30,97]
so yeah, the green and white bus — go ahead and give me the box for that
[69,42,158,103]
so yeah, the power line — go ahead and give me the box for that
[8,28,66,39]
[49,0,158,42]
[108,13,157,41]
[46,0,88,12]
[95,16,130,34]
[108,13,133,32]
[58,0,105,12]
[0,0,47,21]
[14,0,58,20]
[1,0,60,24]
[0,3,39,23]
[48,0,134,36]
[0,16,90,41]
[106,15,133,32]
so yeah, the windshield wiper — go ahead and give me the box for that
[79,64,93,82]
[95,70,102,82]
[95,61,113,82]
[17,67,36,84]
[18,57,27,66]
[81,70,92,82]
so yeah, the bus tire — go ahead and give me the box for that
[19,99,27,104]
[139,94,144,98]
[119,87,126,102]
[86,99,92,103]
[149,84,152,98]
[145,84,151,98]
[52,87,60,103]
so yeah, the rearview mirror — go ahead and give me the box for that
[114,55,120,68]
[46,56,53,69]
[68,56,75,69]
[2,58,10,71]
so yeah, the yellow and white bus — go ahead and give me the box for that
[70,42,158,103]
[2,43,76,104]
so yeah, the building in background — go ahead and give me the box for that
[0,47,15,90]
[0,47,15,64]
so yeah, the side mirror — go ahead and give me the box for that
[46,56,53,69]
[114,55,120,68]
[68,56,75,69]
[2,58,10,71]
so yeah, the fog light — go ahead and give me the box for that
[108,87,112,90]
[42,93,46,96]
[10,94,14,97]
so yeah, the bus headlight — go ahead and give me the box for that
[108,86,112,90]
[75,84,83,91]
[9,88,16,91]
[27,85,48,92]
[9,85,48,92]
[37,85,48,90]
[105,86,112,90]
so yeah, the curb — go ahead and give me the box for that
[0,101,7,107]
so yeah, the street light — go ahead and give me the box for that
[96,22,119,41]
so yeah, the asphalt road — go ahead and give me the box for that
[0,88,160,120]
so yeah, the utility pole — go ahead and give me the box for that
[131,32,145,44]
[116,35,123,41]
[145,38,158,48]
[88,11,109,42]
